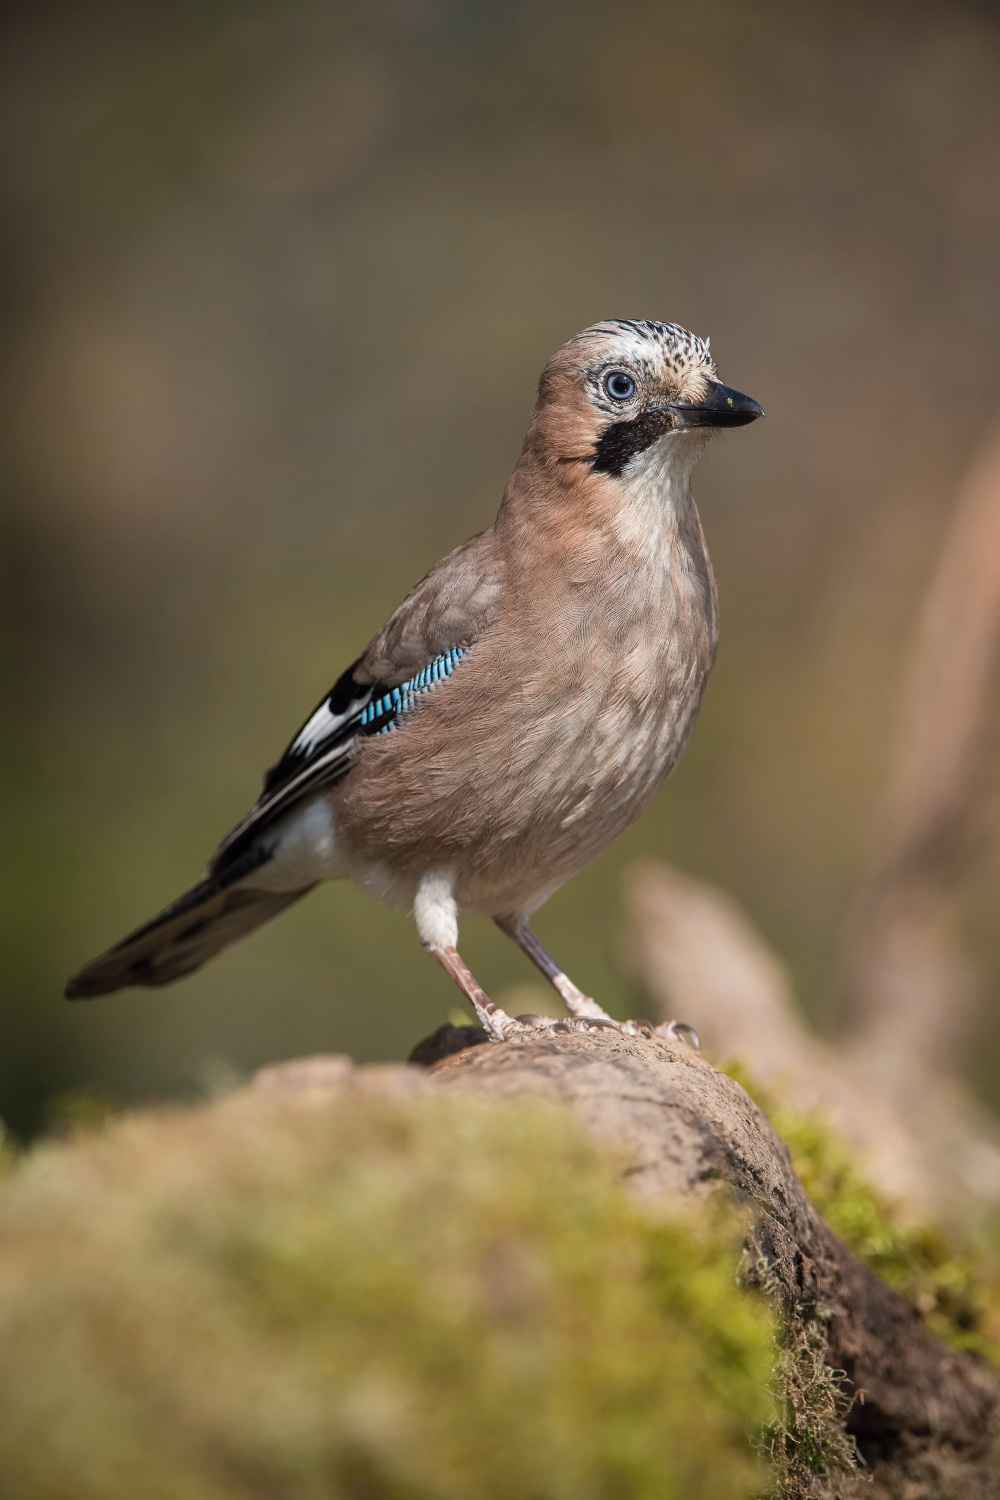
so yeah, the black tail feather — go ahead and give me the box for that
[65,849,315,999]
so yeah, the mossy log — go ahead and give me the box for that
[414,1027,1000,1495]
[0,1051,774,1500]
[3,1030,997,1498]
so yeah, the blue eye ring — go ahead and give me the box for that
[603,370,636,401]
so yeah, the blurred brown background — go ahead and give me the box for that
[3,0,1000,1138]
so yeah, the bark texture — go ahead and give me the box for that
[425,1029,999,1496]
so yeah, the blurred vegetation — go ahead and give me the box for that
[0,1081,775,1500]
[2,0,1000,1134]
[725,1059,1000,1364]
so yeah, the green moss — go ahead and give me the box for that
[0,1123,16,1179]
[763,1314,859,1500]
[45,1086,119,1136]
[0,1082,775,1500]
[723,1060,1000,1363]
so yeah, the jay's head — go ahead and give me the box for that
[531,320,763,481]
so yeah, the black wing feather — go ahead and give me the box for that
[211,662,373,873]
[211,646,467,874]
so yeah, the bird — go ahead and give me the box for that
[66,319,763,1041]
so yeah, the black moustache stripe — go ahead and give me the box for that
[591,409,672,478]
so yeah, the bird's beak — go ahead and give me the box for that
[668,381,764,429]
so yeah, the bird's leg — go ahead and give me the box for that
[426,944,523,1042]
[494,916,619,1024]
[493,916,698,1044]
[414,871,524,1042]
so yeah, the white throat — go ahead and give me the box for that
[611,431,707,563]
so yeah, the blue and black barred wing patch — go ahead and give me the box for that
[358,646,466,735]
[210,646,467,872]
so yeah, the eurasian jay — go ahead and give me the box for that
[66,319,763,1041]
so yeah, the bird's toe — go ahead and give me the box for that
[654,1019,700,1049]
[620,1018,656,1037]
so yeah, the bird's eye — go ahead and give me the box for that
[603,370,636,401]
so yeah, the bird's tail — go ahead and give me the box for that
[65,849,315,999]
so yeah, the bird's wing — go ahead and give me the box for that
[210,530,500,872]
[353,529,501,685]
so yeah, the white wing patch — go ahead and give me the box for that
[290,698,362,755]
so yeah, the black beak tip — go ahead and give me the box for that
[716,385,764,426]
[733,398,764,426]
[670,381,764,430]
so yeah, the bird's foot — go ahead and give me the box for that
[480,1012,700,1047]
[535,1001,702,1047]
[514,1011,623,1036]
[452,1010,625,1043]
[572,1015,699,1046]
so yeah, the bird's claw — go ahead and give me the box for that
[514,1012,622,1037]
[655,1019,700,1049]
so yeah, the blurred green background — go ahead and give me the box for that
[3,0,1000,1137]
